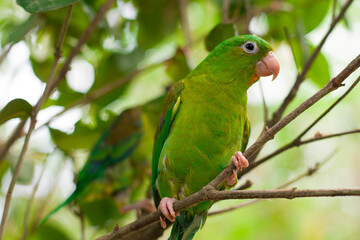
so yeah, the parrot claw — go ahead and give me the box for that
[158,197,178,228]
[226,151,249,186]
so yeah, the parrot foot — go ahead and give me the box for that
[158,197,178,228]
[226,151,249,186]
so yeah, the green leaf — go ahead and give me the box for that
[80,198,122,226]
[30,56,54,83]
[0,161,10,186]
[307,49,330,88]
[295,0,331,33]
[205,23,235,52]
[7,157,35,184]
[134,0,180,49]
[165,48,191,82]
[30,224,72,240]
[56,81,85,108]
[87,50,144,107]
[49,118,109,155]
[0,99,32,125]
[4,15,40,45]
[16,0,79,13]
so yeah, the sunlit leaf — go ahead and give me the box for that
[80,198,122,226]
[0,99,32,125]
[165,48,191,81]
[205,23,235,51]
[4,15,40,45]
[134,0,180,49]
[295,0,331,33]
[30,56,54,83]
[307,49,330,88]
[30,224,72,240]
[49,118,109,155]
[7,157,35,184]
[16,0,79,13]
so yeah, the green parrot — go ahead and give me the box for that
[152,35,280,239]
[41,108,144,224]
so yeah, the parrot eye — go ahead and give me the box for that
[242,41,258,54]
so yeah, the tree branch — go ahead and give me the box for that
[97,53,360,240]
[210,152,334,216]
[268,0,354,127]
[98,187,360,240]
[211,54,360,190]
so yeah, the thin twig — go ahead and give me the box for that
[0,5,75,238]
[0,5,74,163]
[249,128,360,172]
[0,43,14,65]
[0,115,37,239]
[97,52,360,240]
[244,0,251,33]
[80,209,86,240]
[222,0,230,23]
[0,119,26,163]
[21,154,50,240]
[179,0,193,68]
[297,75,360,140]
[269,0,354,127]
[258,79,269,123]
[48,0,115,93]
[209,152,334,216]
[30,154,67,231]
[229,0,242,23]
[0,0,115,236]
[97,188,360,240]
[251,75,360,169]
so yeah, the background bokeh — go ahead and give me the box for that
[0,0,359,239]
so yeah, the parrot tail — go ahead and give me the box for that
[170,211,207,240]
[40,189,80,225]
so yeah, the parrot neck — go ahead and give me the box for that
[189,51,257,89]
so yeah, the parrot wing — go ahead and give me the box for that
[152,80,184,207]
[241,114,250,152]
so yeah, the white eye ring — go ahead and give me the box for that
[241,41,258,54]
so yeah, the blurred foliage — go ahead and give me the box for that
[0,98,32,125]
[0,0,359,239]
[17,0,79,13]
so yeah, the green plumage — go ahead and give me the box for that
[41,108,143,224]
[152,35,273,239]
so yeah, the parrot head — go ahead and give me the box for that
[197,35,280,88]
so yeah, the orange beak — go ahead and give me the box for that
[256,51,280,80]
